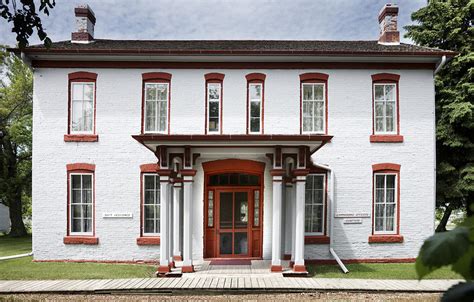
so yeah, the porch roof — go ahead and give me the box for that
[132,134,332,154]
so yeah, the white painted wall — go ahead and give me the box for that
[32,68,435,261]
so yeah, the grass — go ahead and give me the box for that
[0,235,32,257]
[308,263,462,279]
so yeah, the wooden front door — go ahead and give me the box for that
[204,169,263,258]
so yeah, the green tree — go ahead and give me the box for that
[0,0,56,48]
[0,48,32,237]
[405,0,474,231]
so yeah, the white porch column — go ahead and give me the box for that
[157,173,171,274]
[290,180,297,266]
[294,170,308,273]
[270,169,284,272]
[168,181,174,266]
[172,183,182,261]
[181,169,196,273]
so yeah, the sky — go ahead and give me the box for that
[0,0,427,47]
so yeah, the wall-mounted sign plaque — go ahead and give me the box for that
[102,213,133,218]
[343,218,363,224]
[335,213,370,218]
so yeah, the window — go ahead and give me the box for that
[248,83,263,133]
[304,174,326,235]
[205,73,225,134]
[207,83,221,133]
[374,83,397,134]
[143,174,160,235]
[300,73,329,134]
[142,72,172,134]
[207,191,214,227]
[65,164,96,236]
[374,173,397,234]
[144,83,169,133]
[67,72,97,137]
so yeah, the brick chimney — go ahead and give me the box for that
[378,4,400,45]
[71,4,96,43]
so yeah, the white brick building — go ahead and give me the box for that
[16,4,454,274]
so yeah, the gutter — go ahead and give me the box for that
[311,162,349,274]
[434,55,447,75]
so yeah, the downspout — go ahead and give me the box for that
[311,162,349,273]
[434,55,446,75]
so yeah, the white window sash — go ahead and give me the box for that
[142,173,160,236]
[248,83,263,134]
[373,83,397,135]
[302,83,326,134]
[69,173,94,236]
[144,82,169,134]
[207,83,221,134]
[305,173,326,236]
[70,82,95,135]
[373,173,398,235]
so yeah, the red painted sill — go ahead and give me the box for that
[136,237,161,245]
[368,235,404,243]
[370,135,404,143]
[63,236,99,245]
[64,134,99,142]
[305,236,330,244]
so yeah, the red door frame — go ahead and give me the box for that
[203,159,265,259]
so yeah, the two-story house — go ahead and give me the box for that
[16,3,454,274]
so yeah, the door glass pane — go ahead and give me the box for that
[208,191,214,227]
[220,233,232,255]
[219,192,233,229]
[254,190,260,227]
[234,232,248,255]
[234,192,248,228]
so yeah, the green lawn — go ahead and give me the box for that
[0,235,32,257]
[309,263,462,279]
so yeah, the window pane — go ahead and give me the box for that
[146,85,157,101]
[157,84,168,101]
[250,118,260,133]
[71,175,81,189]
[144,175,155,190]
[145,219,154,233]
[303,85,313,100]
[72,190,81,204]
[314,118,323,132]
[386,189,395,204]
[375,175,385,189]
[82,204,92,219]
[82,175,92,189]
[375,103,384,117]
[83,84,94,100]
[385,84,395,100]
[374,85,384,100]
[72,84,83,100]
[250,101,260,118]
[209,101,219,117]
[145,101,156,131]
[249,84,261,99]
[144,191,154,205]
[209,118,219,132]
[208,84,220,100]
[82,189,92,204]
[71,101,83,132]
[386,175,396,188]
[72,219,82,233]
[314,84,324,100]
[72,205,81,218]
[158,101,167,131]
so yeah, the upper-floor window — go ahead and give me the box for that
[66,163,96,236]
[374,83,397,134]
[68,72,97,135]
[205,73,225,134]
[300,73,329,134]
[371,73,400,137]
[305,174,326,235]
[246,73,266,134]
[142,72,172,134]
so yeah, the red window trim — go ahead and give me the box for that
[371,73,403,142]
[66,163,96,241]
[67,71,98,140]
[204,73,225,134]
[139,168,161,239]
[299,73,329,135]
[246,73,266,134]
[141,72,172,134]
[371,163,402,239]
[304,171,329,238]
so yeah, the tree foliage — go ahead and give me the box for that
[0,0,56,48]
[0,47,32,236]
[405,0,474,230]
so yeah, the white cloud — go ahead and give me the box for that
[0,0,426,47]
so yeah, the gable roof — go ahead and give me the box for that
[21,39,455,57]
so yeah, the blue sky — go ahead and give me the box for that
[0,0,426,47]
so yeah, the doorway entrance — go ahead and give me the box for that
[203,159,265,259]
